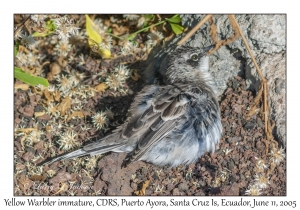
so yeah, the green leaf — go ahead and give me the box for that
[166,15,182,24]
[14,41,19,57]
[32,20,57,37]
[126,33,137,40]
[14,67,49,87]
[141,15,155,28]
[32,31,49,37]
[169,23,184,35]
[144,14,155,21]
[46,20,57,32]
[166,15,184,35]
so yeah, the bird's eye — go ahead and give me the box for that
[190,53,199,61]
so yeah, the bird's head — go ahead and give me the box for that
[165,45,214,85]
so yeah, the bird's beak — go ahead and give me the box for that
[199,45,215,57]
[203,45,215,53]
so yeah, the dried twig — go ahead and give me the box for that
[207,15,240,55]
[230,15,277,155]
[51,182,68,196]
[246,83,263,120]
[134,180,150,196]
[14,15,31,35]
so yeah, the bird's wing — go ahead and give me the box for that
[82,85,160,154]
[122,84,193,165]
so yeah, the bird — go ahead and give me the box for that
[39,45,222,168]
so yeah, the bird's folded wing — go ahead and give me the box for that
[82,132,124,154]
[122,85,190,163]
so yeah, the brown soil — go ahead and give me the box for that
[14,74,286,196]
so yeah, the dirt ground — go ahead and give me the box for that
[14,74,286,196]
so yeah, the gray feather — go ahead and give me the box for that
[38,149,87,166]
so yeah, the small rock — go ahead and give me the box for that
[119,184,133,196]
[194,190,205,196]
[172,188,180,195]
[257,119,264,128]
[152,172,160,180]
[14,118,21,125]
[14,141,23,151]
[93,177,106,193]
[96,153,145,195]
[228,159,235,170]
[232,80,239,91]
[229,175,236,183]
[244,121,256,129]
[178,182,189,191]
[130,182,138,191]
[199,180,206,187]
[23,105,34,117]
[225,125,231,133]
[256,141,265,151]
[219,182,239,195]
[34,104,44,112]
[22,151,34,162]
[232,104,242,113]
[37,114,51,121]
[49,171,72,184]
[166,183,175,190]
[209,187,221,195]
[15,163,25,170]
[18,174,33,191]
[34,140,44,151]
[25,146,35,154]
[226,136,239,143]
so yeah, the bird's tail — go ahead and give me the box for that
[37,149,87,166]
[37,132,125,166]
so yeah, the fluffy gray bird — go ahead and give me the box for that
[40,45,222,167]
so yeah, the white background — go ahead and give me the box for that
[1,1,298,209]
